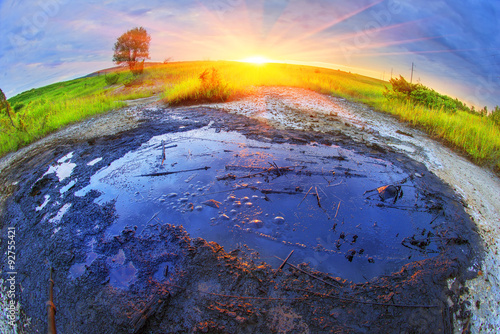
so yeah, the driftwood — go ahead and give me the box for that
[139,166,210,177]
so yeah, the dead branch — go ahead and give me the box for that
[139,166,210,177]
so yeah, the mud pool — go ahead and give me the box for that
[70,125,442,284]
[0,103,482,333]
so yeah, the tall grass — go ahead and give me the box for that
[3,60,499,172]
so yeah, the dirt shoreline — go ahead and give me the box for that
[0,88,496,333]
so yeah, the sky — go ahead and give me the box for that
[1,0,499,109]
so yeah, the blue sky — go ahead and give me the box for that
[1,0,499,108]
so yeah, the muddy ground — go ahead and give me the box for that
[0,94,485,333]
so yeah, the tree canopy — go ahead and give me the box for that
[112,27,151,74]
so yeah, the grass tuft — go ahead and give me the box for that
[2,61,499,173]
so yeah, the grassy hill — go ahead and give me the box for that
[2,61,499,172]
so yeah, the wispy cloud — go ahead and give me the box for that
[0,0,498,108]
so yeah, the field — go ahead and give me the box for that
[2,61,499,171]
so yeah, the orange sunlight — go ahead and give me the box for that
[239,56,271,65]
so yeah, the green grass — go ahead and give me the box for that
[2,61,499,173]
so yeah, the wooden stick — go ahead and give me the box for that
[274,250,294,277]
[315,187,322,208]
[146,210,161,225]
[274,256,342,288]
[294,288,438,308]
[298,186,313,207]
[161,140,166,166]
[334,202,341,219]
[139,166,210,177]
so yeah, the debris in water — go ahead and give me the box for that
[203,199,222,209]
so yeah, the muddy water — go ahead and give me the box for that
[74,125,437,283]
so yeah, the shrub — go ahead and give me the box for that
[490,106,500,126]
[13,102,25,112]
[385,76,471,113]
[198,67,230,102]
[104,73,120,85]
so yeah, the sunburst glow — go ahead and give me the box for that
[239,56,271,65]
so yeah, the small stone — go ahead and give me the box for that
[195,206,203,211]
[220,214,230,220]
[227,195,236,202]
[242,196,250,202]
[244,202,253,207]
[167,193,177,198]
[233,201,242,207]
[368,257,375,263]
[179,197,189,203]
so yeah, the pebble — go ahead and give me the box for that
[167,193,177,198]
[233,201,242,207]
[195,206,203,211]
[220,214,230,220]
[245,202,253,207]
[242,196,250,202]
[227,195,236,202]
[179,198,189,203]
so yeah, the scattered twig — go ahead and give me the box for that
[298,186,313,208]
[146,210,162,225]
[274,256,342,288]
[165,283,306,301]
[363,176,414,195]
[334,202,341,219]
[315,187,322,208]
[294,288,438,308]
[138,166,210,177]
[274,250,294,277]
[161,140,166,166]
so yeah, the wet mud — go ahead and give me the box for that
[0,105,483,333]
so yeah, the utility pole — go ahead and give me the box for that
[410,62,415,83]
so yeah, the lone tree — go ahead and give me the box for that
[112,27,151,75]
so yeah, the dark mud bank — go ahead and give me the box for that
[0,106,483,333]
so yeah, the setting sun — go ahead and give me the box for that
[239,56,271,65]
